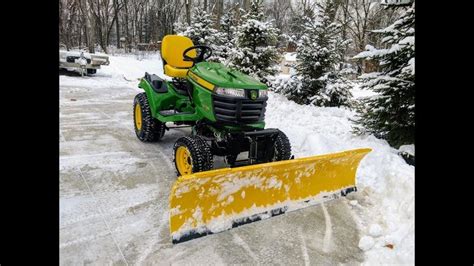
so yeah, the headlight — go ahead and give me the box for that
[215,87,245,97]
[259,90,268,98]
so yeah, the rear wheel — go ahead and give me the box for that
[273,130,292,161]
[173,136,213,176]
[133,93,165,142]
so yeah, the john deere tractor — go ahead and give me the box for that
[133,35,291,175]
[134,35,371,244]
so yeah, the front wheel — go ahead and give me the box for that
[273,130,292,161]
[173,136,213,176]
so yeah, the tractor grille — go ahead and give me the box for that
[212,94,267,124]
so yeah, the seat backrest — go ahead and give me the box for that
[161,35,196,69]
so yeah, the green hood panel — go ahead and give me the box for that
[190,62,267,90]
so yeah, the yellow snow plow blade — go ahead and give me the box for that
[169,148,371,243]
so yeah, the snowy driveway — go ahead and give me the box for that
[59,72,365,264]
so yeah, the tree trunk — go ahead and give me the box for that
[185,0,191,25]
[88,19,95,53]
[94,0,107,53]
[81,0,95,53]
[114,0,121,48]
[124,0,131,52]
[215,0,223,28]
[106,14,119,50]
[242,0,250,10]
[78,26,82,48]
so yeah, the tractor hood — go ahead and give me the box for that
[190,62,267,90]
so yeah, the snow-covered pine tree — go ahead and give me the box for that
[229,0,279,84]
[274,1,352,107]
[353,4,415,147]
[287,2,315,49]
[211,11,238,63]
[176,7,218,46]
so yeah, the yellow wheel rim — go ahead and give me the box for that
[176,146,193,175]
[135,104,142,130]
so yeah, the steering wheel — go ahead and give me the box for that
[183,45,213,64]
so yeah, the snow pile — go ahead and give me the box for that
[60,53,167,90]
[265,92,414,264]
[358,236,375,251]
[103,53,167,81]
[368,224,384,237]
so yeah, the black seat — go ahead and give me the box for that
[144,72,168,93]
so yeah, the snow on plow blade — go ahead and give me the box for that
[169,148,371,243]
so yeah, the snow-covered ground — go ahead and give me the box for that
[60,53,414,264]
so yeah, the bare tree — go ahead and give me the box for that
[113,0,121,48]
[59,0,400,58]
[78,0,96,53]
[336,0,400,72]
[266,0,291,33]
[87,0,121,52]
[155,0,183,38]
[185,0,192,25]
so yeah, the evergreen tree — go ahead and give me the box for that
[274,1,353,107]
[229,0,279,84]
[211,11,238,63]
[287,4,315,49]
[353,4,415,147]
[176,8,218,46]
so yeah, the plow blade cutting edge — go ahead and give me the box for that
[169,148,372,243]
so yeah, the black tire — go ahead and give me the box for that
[173,136,213,176]
[133,92,165,142]
[197,136,214,169]
[273,130,292,161]
[87,69,97,75]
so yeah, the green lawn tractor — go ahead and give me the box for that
[133,35,371,244]
[133,35,292,173]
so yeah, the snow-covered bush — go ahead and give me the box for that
[273,74,353,107]
[228,0,279,85]
[353,4,415,147]
[273,1,353,107]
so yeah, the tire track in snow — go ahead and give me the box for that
[321,202,333,253]
[60,196,156,228]
[60,228,112,249]
[94,107,176,171]
[61,121,128,265]
[60,129,67,142]
[77,167,129,266]
[135,211,169,264]
[298,227,310,266]
[93,106,178,264]
[232,232,259,262]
